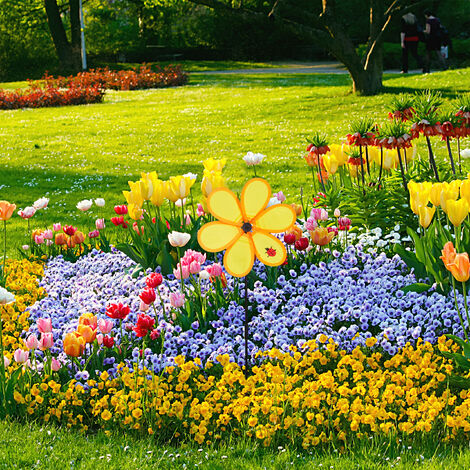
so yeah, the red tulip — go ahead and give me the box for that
[146,273,163,288]
[140,287,156,305]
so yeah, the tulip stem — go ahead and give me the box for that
[0,315,5,416]
[176,247,184,293]
[2,220,6,281]
[462,282,470,339]
[452,277,468,341]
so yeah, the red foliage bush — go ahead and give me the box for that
[42,64,188,91]
[0,85,105,110]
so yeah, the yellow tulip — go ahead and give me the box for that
[429,183,443,207]
[409,181,432,215]
[203,157,226,172]
[139,173,154,200]
[201,171,225,198]
[329,144,349,166]
[167,175,194,203]
[446,198,469,227]
[440,182,459,212]
[418,205,435,229]
[150,178,168,207]
[367,146,380,165]
[381,149,397,171]
[322,153,339,175]
[128,204,143,221]
[461,179,470,205]
[348,163,358,178]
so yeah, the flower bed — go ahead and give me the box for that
[41,64,188,91]
[0,85,104,110]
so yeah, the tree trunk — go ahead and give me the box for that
[44,0,81,73]
[69,0,83,68]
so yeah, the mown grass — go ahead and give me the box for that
[1,68,469,254]
[2,419,470,470]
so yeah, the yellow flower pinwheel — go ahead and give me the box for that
[198,178,296,277]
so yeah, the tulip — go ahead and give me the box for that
[199,270,211,280]
[444,251,470,283]
[39,333,54,350]
[274,191,286,203]
[429,183,443,207]
[3,356,10,368]
[311,208,328,221]
[98,318,113,335]
[63,332,86,357]
[51,358,61,372]
[285,225,303,241]
[77,199,93,211]
[203,157,226,172]
[71,231,85,245]
[63,225,77,236]
[77,324,96,343]
[461,180,470,205]
[139,300,150,312]
[25,334,39,350]
[196,203,205,217]
[418,206,436,229]
[206,263,223,277]
[103,336,114,348]
[114,205,128,215]
[139,174,154,201]
[88,230,100,239]
[446,199,469,227]
[168,231,191,247]
[284,233,296,245]
[0,201,16,221]
[439,182,459,212]
[140,287,156,305]
[37,318,52,333]
[133,313,156,338]
[189,261,201,274]
[95,218,105,230]
[170,291,185,308]
[0,287,15,305]
[408,181,432,215]
[334,208,341,217]
[310,227,335,246]
[79,313,98,330]
[146,273,163,288]
[167,175,194,202]
[95,198,105,207]
[33,197,49,210]
[291,203,302,216]
[34,235,44,245]
[305,217,318,231]
[201,171,225,198]
[128,204,143,221]
[322,153,339,175]
[123,187,144,209]
[18,207,36,219]
[14,349,29,363]
[149,177,168,207]
[295,237,309,251]
[106,303,130,320]
[53,223,62,231]
[243,152,265,166]
[22,245,29,251]
[55,233,67,246]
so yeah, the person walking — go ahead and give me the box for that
[401,13,422,73]
[423,9,447,73]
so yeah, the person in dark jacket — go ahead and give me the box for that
[401,12,422,73]
[423,9,447,73]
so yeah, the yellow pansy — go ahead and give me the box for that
[198,178,296,277]
[203,157,226,172]
[201,171,225,198]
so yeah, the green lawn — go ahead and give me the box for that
[1,68,469,253]
[1,420,470,470]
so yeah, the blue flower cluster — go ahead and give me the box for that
[26,245,463,372]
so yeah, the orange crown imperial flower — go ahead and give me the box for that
[197,178,296,277]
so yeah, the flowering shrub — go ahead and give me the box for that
[41,64,188,91]
[0,84,104,110]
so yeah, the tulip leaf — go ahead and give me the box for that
[400,283,431,293]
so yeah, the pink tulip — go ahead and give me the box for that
[274,191,286,203]
[173,264,190,280]
[170,292,185,308]
[14,349,29,363]
[34,235,44,245]
[196,204,205,217]
[25,334,39,350]
[139,300,150,312]
[96,334,104,346]
[39,333,54,350]
[206,263,223,277]
[189,261,201,274]
[88,230,100,239]
[18,207,36,219]
[334,208,341,217]
[22,245,30,251]
[95,218,105,230]
[51,358,61,372]
[305,217,318,231]
[53,223,62,232]
[98,318,113,334]
[185,213,191,226]
[37,318,52,333]
[3,356,11,368]
[43,229,53,240]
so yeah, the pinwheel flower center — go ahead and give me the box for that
[242,222,253,233]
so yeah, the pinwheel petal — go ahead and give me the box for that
[197,222,242,252]
[207,188,243,225]
[240,178,271,221]
[223,234,255,278]
[251,231,287,267]
[253,204,296,233]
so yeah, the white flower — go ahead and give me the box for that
[0,286,15,305]
[168,231,191,247]
[77,199,93,211]
[199,270,211,281]
[33,197,49,210]
[266,197,281,208]
[22,245,30,250]
[94,198,106,207]
[461,148,470,159]
[183,173,197,182]
[175,198,187,207]
[243,152,265,166]
[334,208,341,217]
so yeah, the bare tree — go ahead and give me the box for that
[185,0,422,95]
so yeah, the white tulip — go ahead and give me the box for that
[168,231,191,247]
[94,198,106,207]
[0,286,15,305]
[199,270,211,280]
[461,148,470,159]
[243,152,265,166]
[33,197,49,210]
[77,199,93,211]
